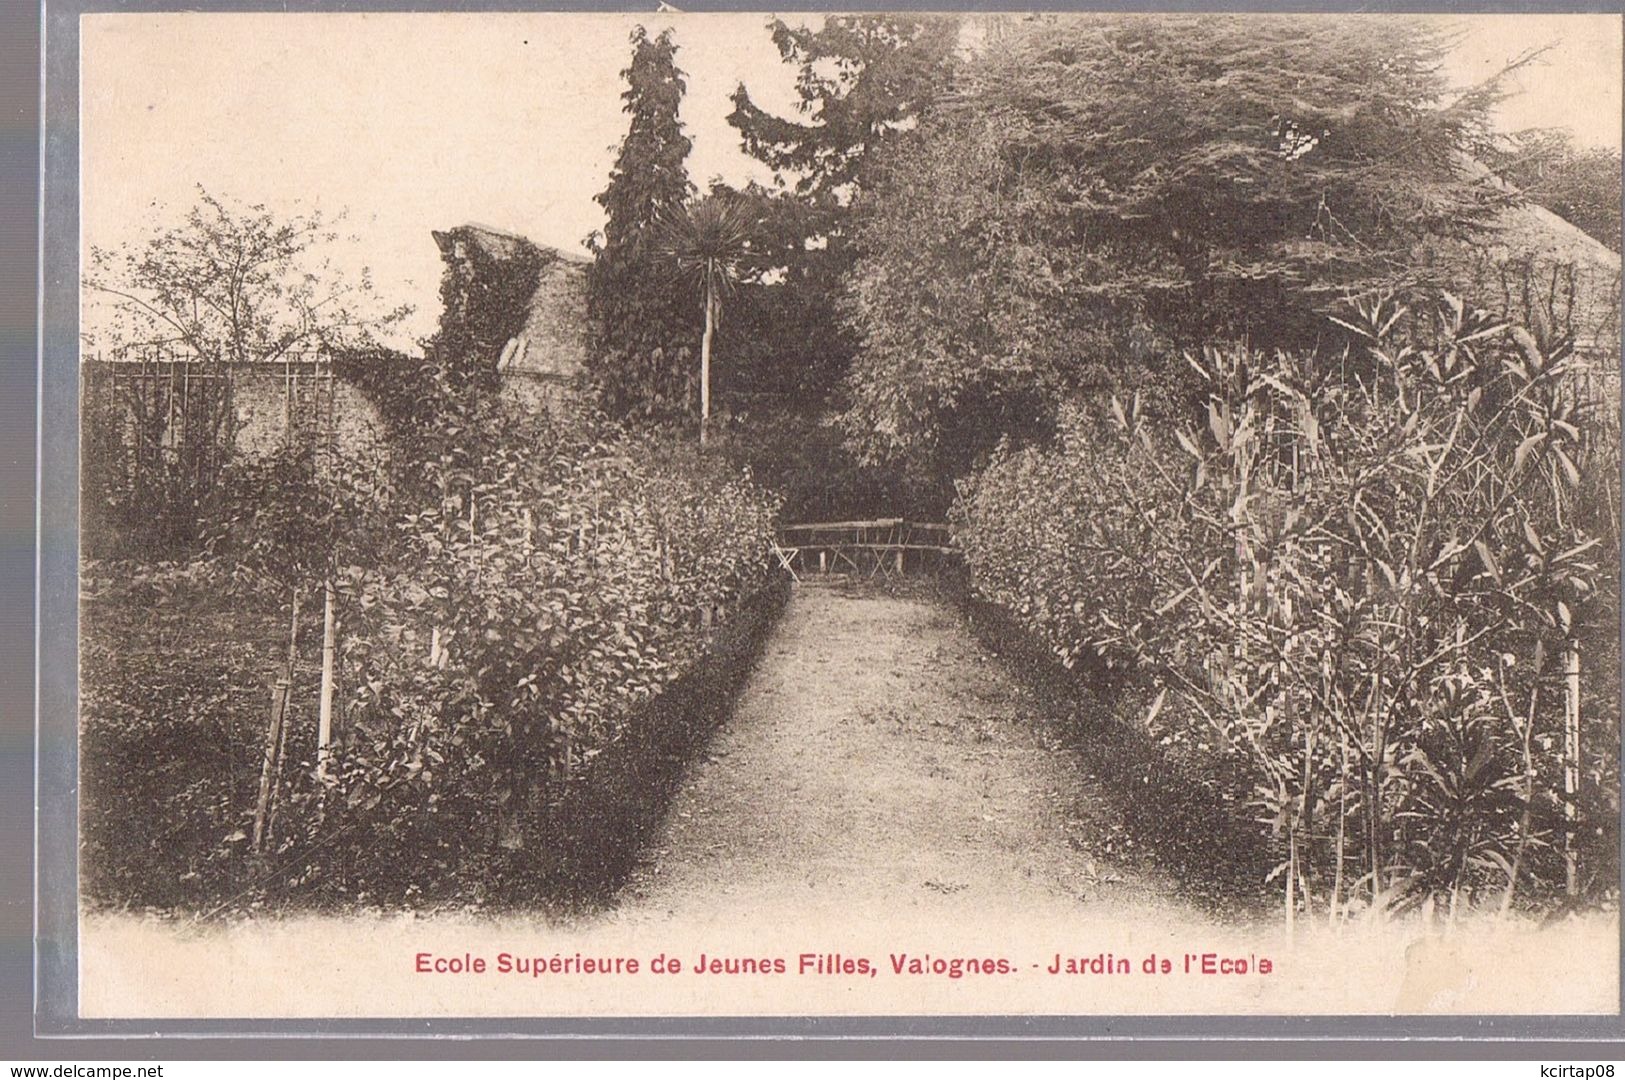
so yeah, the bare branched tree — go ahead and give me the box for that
[83,186,410,364]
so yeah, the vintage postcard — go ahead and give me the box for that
[73,9,1622,1021]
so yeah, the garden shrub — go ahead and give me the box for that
[955,296,1621,919]
[81,373,783,912]
[288,416,777,906]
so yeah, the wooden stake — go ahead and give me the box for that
[317,578,336,780]
[252,589,301,853]
[251,678,289,854]
[265,681,292,849]
[1565,642,1581,895]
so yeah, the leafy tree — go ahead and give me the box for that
[728,15,960,208]
[81,189,408,553]
[840,119,1073,483]
[720,15,960,406]
[963,15,1525,334]
[841,13,1533,475]
[84,187,408,364]
[587,26,697,421]
[651,195,757,444]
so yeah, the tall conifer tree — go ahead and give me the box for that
[587,26,695,419]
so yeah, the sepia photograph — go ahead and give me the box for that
[71,8,1623,1021]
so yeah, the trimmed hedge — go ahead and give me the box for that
[942,572,1277,910]
[542,579,791,902]
[81,402,788,913]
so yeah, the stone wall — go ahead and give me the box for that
[84,358,387,468]
[87,221,591,495]
[230,362,388,462]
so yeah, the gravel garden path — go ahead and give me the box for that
[615,578,1204,934]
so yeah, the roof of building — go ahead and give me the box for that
[433,222,592,267]
[1422,160,1621,356]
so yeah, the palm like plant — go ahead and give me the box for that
[651,196,754,444]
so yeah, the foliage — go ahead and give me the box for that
[80,190,410,557]
[1490,129,1623,253]
[650,195,758,310]
[649,194,761,442]
[955,299,1620,917]
[80,366,234,558]
[587,26,698,421]
[79,558,286,909]
[712,411,941,523]
[430,228,545,390]
[205,444,394,596]
[331,345,438,435]
[721,15,960,409]
[840,118,1079,481]
[596,27,694,255]
[964,14,1523,338]
[84,187,409,364]
[728,15,960,210]
[281,411,780,899]
[841,13,1531,475]
[83,368,783,909]
[702,182,857,403]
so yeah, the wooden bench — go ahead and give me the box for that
[777,520,954,579]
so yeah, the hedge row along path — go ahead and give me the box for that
[83,578,1613,1018]
[611,578,1217,937]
